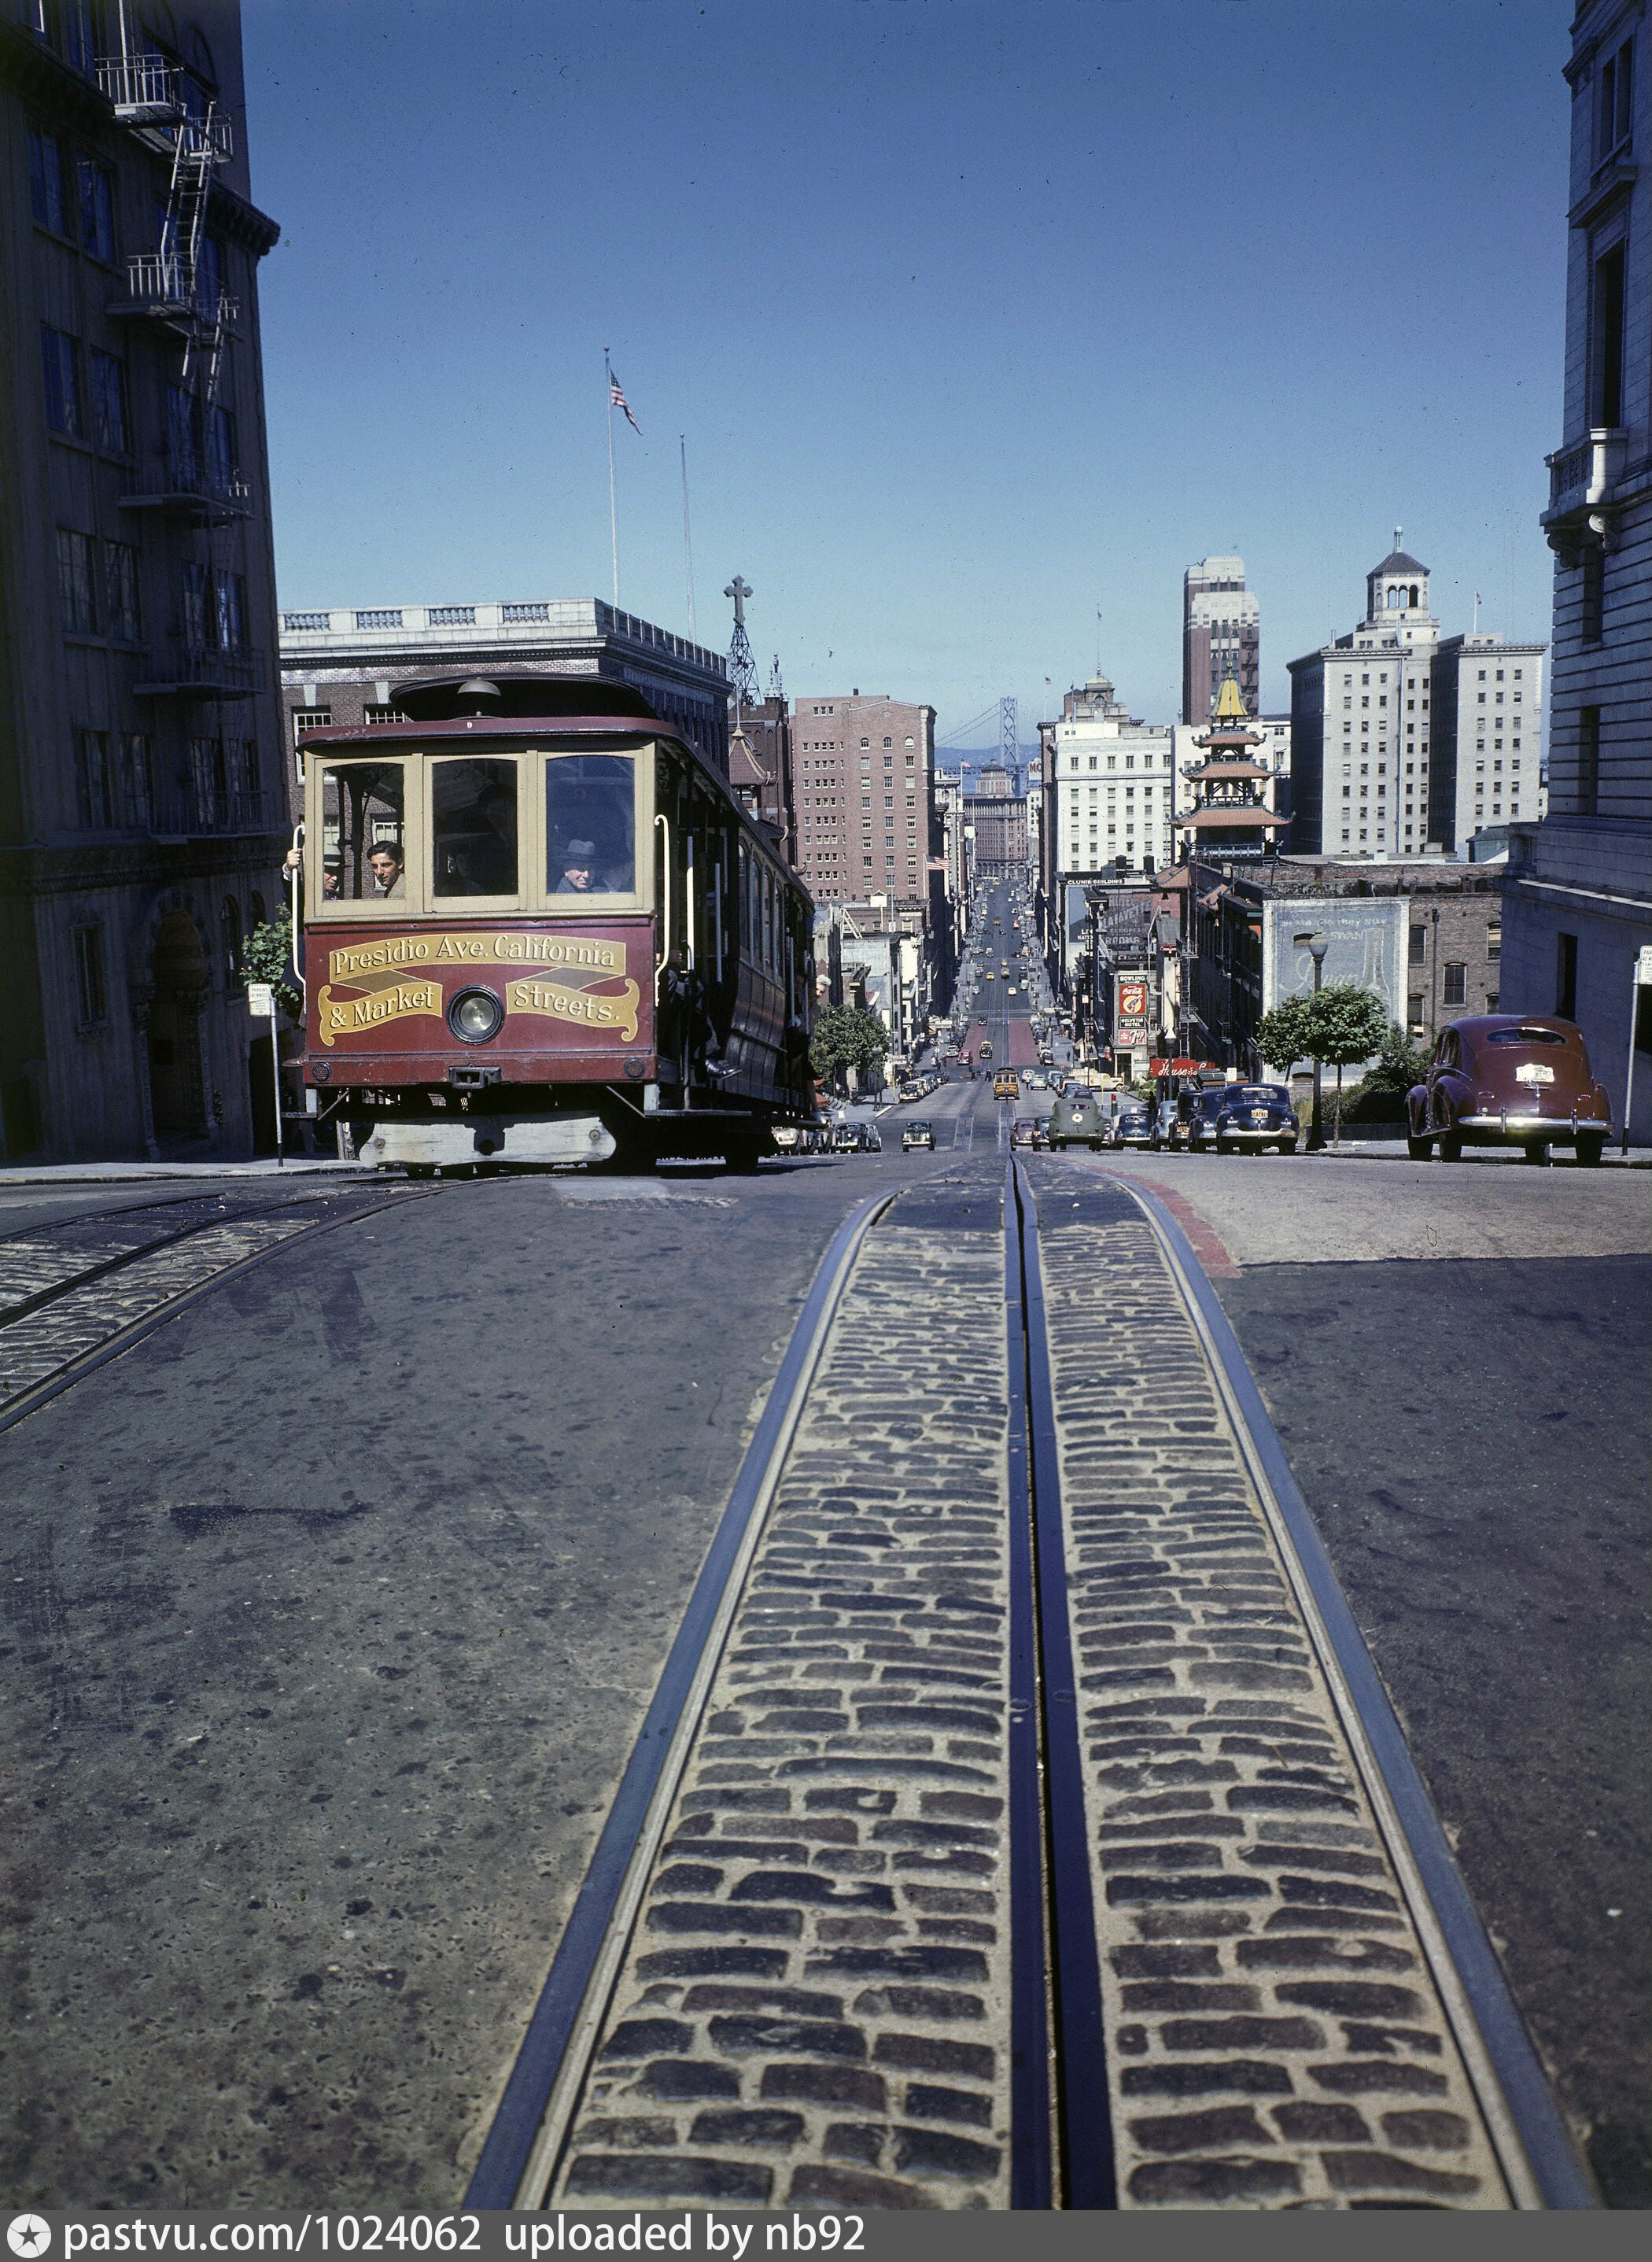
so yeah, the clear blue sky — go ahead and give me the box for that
[243,0,1569,744]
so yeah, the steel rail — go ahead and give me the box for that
[1101,1169,1597,2212]
[0,1186,439,1438]
[1002,1163,1053,2207]
[0,1188,401,1334]
[465,1184,898,2213]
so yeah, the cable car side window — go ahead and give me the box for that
[316,759,407,907]
[547,753,635,896]
[431,757,518,898]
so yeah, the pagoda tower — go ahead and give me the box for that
[1177,668,1288,857]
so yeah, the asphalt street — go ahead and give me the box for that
[2,873,1646,2208]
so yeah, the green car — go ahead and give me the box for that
[1047,1090,1109,1150]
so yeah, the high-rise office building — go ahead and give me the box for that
[1287,548,1543,861]
[1182,555,1259,723]
[787,691,936,911]
[2,0,286,1160]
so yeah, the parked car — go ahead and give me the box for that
[1184,1088,1233,1153]
[1048,1090,1110,1150]
[858,1121,883,1153]
[1032,1114,1052,1150]
[1212,1083,1299,1155]
[1009,1117,1038,1149]
[898,1081,923,1103]
[1406,1016,1612,1164]
[902,1117,936,1151]
[1111,1105,1159,1150]
[833,1120,861,1151]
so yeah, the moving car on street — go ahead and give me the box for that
[1406,1016,1612,1164]
[1048,1090,1109,1150]
[902,1117,936,1151]
[1213,1083,1300,1155]
[1009,1118,1038,1149]
[1111,1105,1159,1150]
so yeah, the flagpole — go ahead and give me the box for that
[680,434,696,640]
[604,347,619,610]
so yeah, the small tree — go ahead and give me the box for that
[1256,993,1313,1076]
[1304,983,1389,1142]
[242,912,301,1017]
[1343,1024,1430,1123]
[809,1003,888,1096]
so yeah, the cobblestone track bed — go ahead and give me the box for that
[551,1175,1015,2211]
[1029,1164,1512,2210]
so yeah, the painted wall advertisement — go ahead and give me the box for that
[1115,972,1152,1050]
[1262,897,1407,1072]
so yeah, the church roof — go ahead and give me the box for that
[1373,548,1429,576]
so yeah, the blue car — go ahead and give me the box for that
[1212,1083,1299,1155]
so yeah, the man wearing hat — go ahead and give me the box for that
[555,837,608,894]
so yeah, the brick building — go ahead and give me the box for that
[1182,555,1259,723]
[2,0,286,1161]
[787,690,937,911]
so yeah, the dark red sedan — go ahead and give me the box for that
[1407,1015,1612,1165]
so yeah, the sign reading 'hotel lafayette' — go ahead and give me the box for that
[314,932,640,1046]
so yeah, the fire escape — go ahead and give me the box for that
[100,42,260,731]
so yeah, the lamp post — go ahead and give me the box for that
[1304,932,1328,1152]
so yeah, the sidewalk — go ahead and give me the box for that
[1307,1135,1650,1169]
[0,1157,374,1189]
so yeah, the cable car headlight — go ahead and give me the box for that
[448,986,504,1044]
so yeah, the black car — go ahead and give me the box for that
[1111,1107,1158,1150]
[1212,1083,1299,1155]
[1183,1089,1233,1153]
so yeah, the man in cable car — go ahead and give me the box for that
[368,842,405,898]
[555,837,608,895]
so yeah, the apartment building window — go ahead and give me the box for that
[362,705,409,727]
[180,560,208,648]
[72,924,108,1028]
[1599,37,1635,160]
[213,571,246,652]
[103,541,141,640]
[89,349,128,455]
[57,530,98,633]
[76,156,115,262]
[1576,706,1601,814]
[292,708,332,742]
[122,732,153,826]
[1409,925,1426,965]
[167,385,202,485]
[1487,923,1502,964]
[40,326,82,437]
[1556,933,1578,1020]
[1442,962,1467,1006]
[27,124,67,232]
[74,728,113,828]
[1590,239,1627,426]
[207,405,238,493]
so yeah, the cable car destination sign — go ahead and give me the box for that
[315,930,640,1046]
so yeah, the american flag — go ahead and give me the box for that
[609,368,640,435]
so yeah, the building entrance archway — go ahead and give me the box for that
[147,911,209,1142]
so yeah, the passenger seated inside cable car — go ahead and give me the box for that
[548,755,635,894]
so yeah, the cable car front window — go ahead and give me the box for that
[319,761,405,903]
[547,754,635,896]
[432,758,518,898]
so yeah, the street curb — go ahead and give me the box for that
[0,1163,374,1187]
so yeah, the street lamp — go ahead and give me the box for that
[1301,931,1328,1152]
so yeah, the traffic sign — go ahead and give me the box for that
[1636,945,1652,986]
[247,981,276,1018]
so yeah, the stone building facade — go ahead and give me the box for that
[278,599,730,821]
[786,690,937,913]
[2,0,286,1159]
[1506,0,1652,1141]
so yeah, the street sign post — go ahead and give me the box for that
[1625,948,1652,1156]
[246,984,282,1167]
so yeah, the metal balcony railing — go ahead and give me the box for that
[121,447,250,519]
[96,56,234,157]
[134,641,266,700]
[149,783,277,838]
